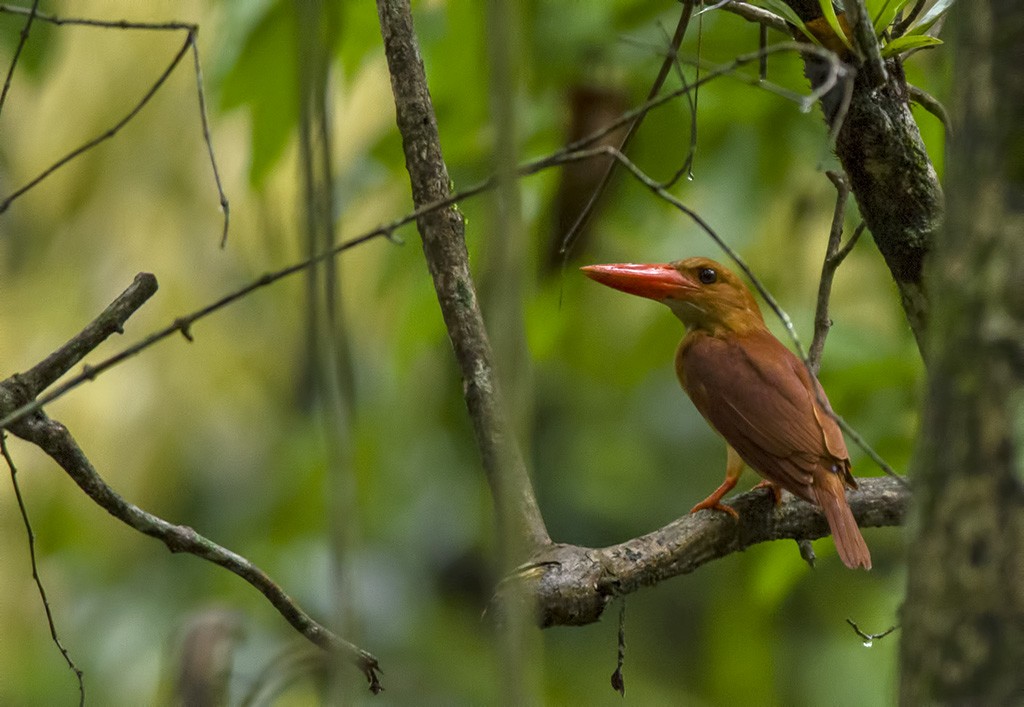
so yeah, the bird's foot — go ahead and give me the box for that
[752,480,783,506]
[689,497,740,520]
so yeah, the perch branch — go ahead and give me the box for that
[496,477,909,628]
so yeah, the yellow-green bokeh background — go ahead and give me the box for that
[0,1,944,703]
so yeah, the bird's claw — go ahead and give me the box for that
[689,499,740,519]
[752,480,783,506]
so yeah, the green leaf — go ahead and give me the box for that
[217,0,299,186]
[0,13,56,79]
[871,0,912,35]
[881,33,943,57]
[750,0,821,45]
[817,0,853,50]
[907,0,957,35]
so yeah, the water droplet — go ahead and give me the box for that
[862,639,873,648]
[687,173,695,182]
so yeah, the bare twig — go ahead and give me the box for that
[0,41,850,434]
[7,411,381,692]
[0,8,228,245]
[0,228,396,431]
[556,1,696,265]
[0,4,196,30]
[377,0,550,551]
[0,0,39,117]
[717,1,789,33]
[18,273,158,396]
[0,33,191,214]
[0,277,382,692]
[1,434,85,706]
[189,34,230,248]
[846,618,899,644]
[908,83,952,139]
[809,171,857,374]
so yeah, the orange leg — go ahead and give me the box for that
[752,479,783,506]
[690,446,745,519]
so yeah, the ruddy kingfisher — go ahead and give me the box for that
[582,256,870,569]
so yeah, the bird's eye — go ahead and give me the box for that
[698,268,717,285]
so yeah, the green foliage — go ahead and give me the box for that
[0,11,55,78]
[0,0,946,703]
[744,0,955,58]
[819,0,854,50]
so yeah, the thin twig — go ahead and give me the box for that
[556,0,696,265]
[0,0,39,118]
[0,4,196,31]
[7,411,381,692]
[0,41,849,433]
[18,273,159,397]
[1,434,85,706]
[188,32,230,248]
[0,34,193,214]
[808,171,852,375]
[0,277,381,691]
[0,230,397,432]
[908,83,952,139]
[0,6,227,242]
[716,1,789,33]
[846,618,899,644]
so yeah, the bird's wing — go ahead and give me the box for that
[678,331,848,498]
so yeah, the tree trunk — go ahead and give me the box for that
[899,2,1024,703]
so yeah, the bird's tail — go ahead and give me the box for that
[813,473,872,570]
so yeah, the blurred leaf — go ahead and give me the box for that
[218,0,299,185]
[0,12,56,79]
[868,0,911,35]
[817,0,854,50]
[907,0,956,35]
[749,0,821,44]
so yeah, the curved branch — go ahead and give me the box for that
[0,274,382,692]
[497,477,909,628]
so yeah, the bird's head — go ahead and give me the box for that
[581,256,765,334]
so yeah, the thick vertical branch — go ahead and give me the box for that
[784,0,943,354]
[376,0,550,552]
[900,2,1024,702]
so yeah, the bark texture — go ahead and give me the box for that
[786,0,944,352]
[900,3,1024,703]
[494,478,909,628]
[376,0,550,552]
